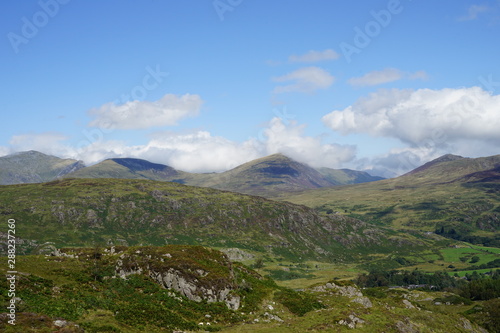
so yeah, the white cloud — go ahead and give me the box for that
[9,132,72,156]
[262,118,356,168]
[0,146,12,157]
[348,68,428,87]
[4,118,356,173]
[356,146,443,178]
[322,86,500,147]
[288,49,340,63]
[88,93,203,129]
[140,131,262,172]
[458,4,490,21]
[273,67,335,94]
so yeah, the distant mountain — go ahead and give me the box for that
[192,154,335,196]
[65,153,383,197]
[398,154,500,185]
[281,153,500,247]
[67,157,188,181]
[0,150,84,185]
[0,151,383,195]
[317,167,384,185]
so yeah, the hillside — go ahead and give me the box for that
[0,178,409,263]
[281,154,500,247]
[1,245,492,333]
[398,154,500,185]
[0,150,84,185]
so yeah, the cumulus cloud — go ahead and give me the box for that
[9,132,72,156]
[139,131,262,172]
[355,146,444,178]
[88,93,203,129]
[348,68,428,87]
[288,49,340,63]
[5,118,355,172]
[262,118,356,168]
[458,4,490,21]
[273,67,335,94]
[133,118,354,171]
[322,87,500,146]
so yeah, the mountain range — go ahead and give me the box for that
[0,151,383,196]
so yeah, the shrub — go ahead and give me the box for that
[274,288,324,316]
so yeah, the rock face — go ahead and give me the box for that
[313,282,372,308]
[220,248,255,261]
[114,246,241,310]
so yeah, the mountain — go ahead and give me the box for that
[66,157,188,181]
[281,154,500,247]
[0,151,383,195]
[0,150,84,185]
[317,167,385,185]
[0,177,416,262]
[65,153,382,197]
[399,154,500,185]
[201,154,383,196]
[190,153,336,196]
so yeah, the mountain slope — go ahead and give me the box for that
[317,167,384,185]
[0,150,84,185]
[398,154,500,185]
[0,178,416,262]
[191,153,335,196]
[280,154,500,246]
[67,157,188,181]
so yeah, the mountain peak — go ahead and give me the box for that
[432,154,464,163]
[0,150,84,185]
[405,154,465,176]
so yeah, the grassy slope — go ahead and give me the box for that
[277,155,500,274]
[0,178,405,263]
[0,247,491,333]
[279,155,500,241]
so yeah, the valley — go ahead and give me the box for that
[0,151,499,332]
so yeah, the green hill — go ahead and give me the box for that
[0,151,84,185]
[0,245,493,333]
[0,178,405,263]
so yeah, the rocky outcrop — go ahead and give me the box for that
[313,282,372,308]
[220,248,255,261]
[338,314,365,329]
[114,246,241,310]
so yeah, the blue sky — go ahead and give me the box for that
[1,0,500,176]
